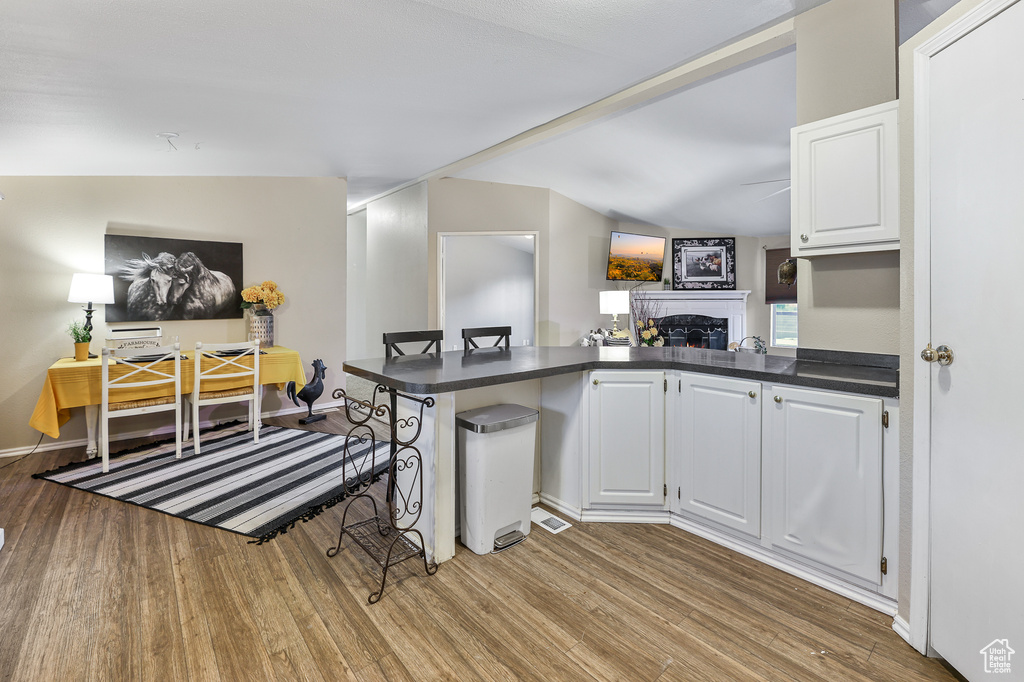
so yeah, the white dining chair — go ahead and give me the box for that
[183,339,261,454]
[100,343,182,473]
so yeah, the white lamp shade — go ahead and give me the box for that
[599,290,630,315]
[68,273,115,304]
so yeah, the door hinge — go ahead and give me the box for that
[678,379,682,393]
[677,486,681,500]
[664,378,668,393]
[882,410,889,429]
[881,556,888,575]
[663,483,668,498]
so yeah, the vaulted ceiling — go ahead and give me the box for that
[1,0,957,236]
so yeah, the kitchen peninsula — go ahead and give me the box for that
[343,345,900,612]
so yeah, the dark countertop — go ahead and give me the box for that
[343,346,899,398]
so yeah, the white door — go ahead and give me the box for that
[765,386,882,584]
[589,370,665,507]
[924,2,1024,677]
[676,373,761,537]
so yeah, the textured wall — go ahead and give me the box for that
[0,176,347,453]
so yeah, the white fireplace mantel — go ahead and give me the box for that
[631,290,750,345]
[635,290,751,302]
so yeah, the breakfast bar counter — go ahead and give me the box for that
[342,345,898,566]
[343,345,898,399]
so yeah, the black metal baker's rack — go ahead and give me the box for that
[326,385,437,603]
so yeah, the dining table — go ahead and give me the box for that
[30,345,306,456]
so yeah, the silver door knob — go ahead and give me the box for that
[920,343,954,366]
[773,395,783,403]
[800,233,809,242]
[748,391,757,398]
[593,379,600,385]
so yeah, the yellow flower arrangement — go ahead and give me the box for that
[240,280,285,310]
[636,318,664,347]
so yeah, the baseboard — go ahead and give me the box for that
[892,614,913,646]
[669,515,897,616]
[1,399,348,460]
[537,493,583,522]
[581,508,671,524]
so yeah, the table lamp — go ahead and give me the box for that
[68,273,115,334]
[599,290,630,333]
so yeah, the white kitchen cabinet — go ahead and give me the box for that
[588,370,665,508]
[675,373,761,538]
[791,100,899,256]
[764,385,884,584]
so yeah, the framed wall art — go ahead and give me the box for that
[671,238,736,290]
[104,234,244,322]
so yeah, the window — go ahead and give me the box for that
[771,303,798,348]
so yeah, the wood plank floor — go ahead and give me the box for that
[0,413,957,681]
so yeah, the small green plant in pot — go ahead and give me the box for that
[68,320,92,361]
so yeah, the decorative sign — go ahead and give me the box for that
[106,327,163,350]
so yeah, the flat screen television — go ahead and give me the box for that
[605,231,666,282]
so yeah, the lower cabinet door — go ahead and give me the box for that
[766,386,883,583]
[588,370,665,507]
[676,373,761,537]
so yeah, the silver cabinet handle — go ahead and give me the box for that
[748,391,757,398]
[593,379,600,385]
[774,395,783,403]
[800,234,809,242]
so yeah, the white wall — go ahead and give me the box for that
[793,0,901,355]
[361,182,429,359]
[0,176,347,453]
[346,209,368,362]
[427,178,775,348]
[442,235,535,349]
[427,178,551,341]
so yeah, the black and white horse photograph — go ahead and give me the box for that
[104,234,243,322]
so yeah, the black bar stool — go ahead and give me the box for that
[462,326,511,351]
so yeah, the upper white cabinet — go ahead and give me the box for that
[791,100,899,256]
[675,373,761,538]
[764,385,884,584]
[588,370,665,508]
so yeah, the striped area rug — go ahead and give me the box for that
[34,425,391,544]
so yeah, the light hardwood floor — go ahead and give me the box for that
[0,414,957,681]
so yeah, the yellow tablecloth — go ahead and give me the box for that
[29,346,306,439]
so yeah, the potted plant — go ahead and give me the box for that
[68,320,91,361]
[663,277,671,290]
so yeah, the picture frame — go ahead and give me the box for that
[671,238,736,290]
[104,234,244,322]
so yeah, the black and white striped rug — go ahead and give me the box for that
[34,425,391,544]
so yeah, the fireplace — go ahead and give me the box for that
[658,314,729,350]
[631,290,749,349]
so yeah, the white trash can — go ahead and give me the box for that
[456,403,539,555]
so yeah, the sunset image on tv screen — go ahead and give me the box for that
[606,232,665,281]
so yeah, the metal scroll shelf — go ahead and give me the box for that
[326,384,438,603]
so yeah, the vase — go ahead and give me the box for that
[74,342,90,361]
[247,304,274,348]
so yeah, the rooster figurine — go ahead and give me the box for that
[286,358,327,424]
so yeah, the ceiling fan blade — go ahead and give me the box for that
[740,178,790,186]
[754,185,791,202]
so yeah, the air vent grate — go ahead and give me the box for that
[530,507,572,534]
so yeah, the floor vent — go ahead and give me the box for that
[531,507,572,534]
